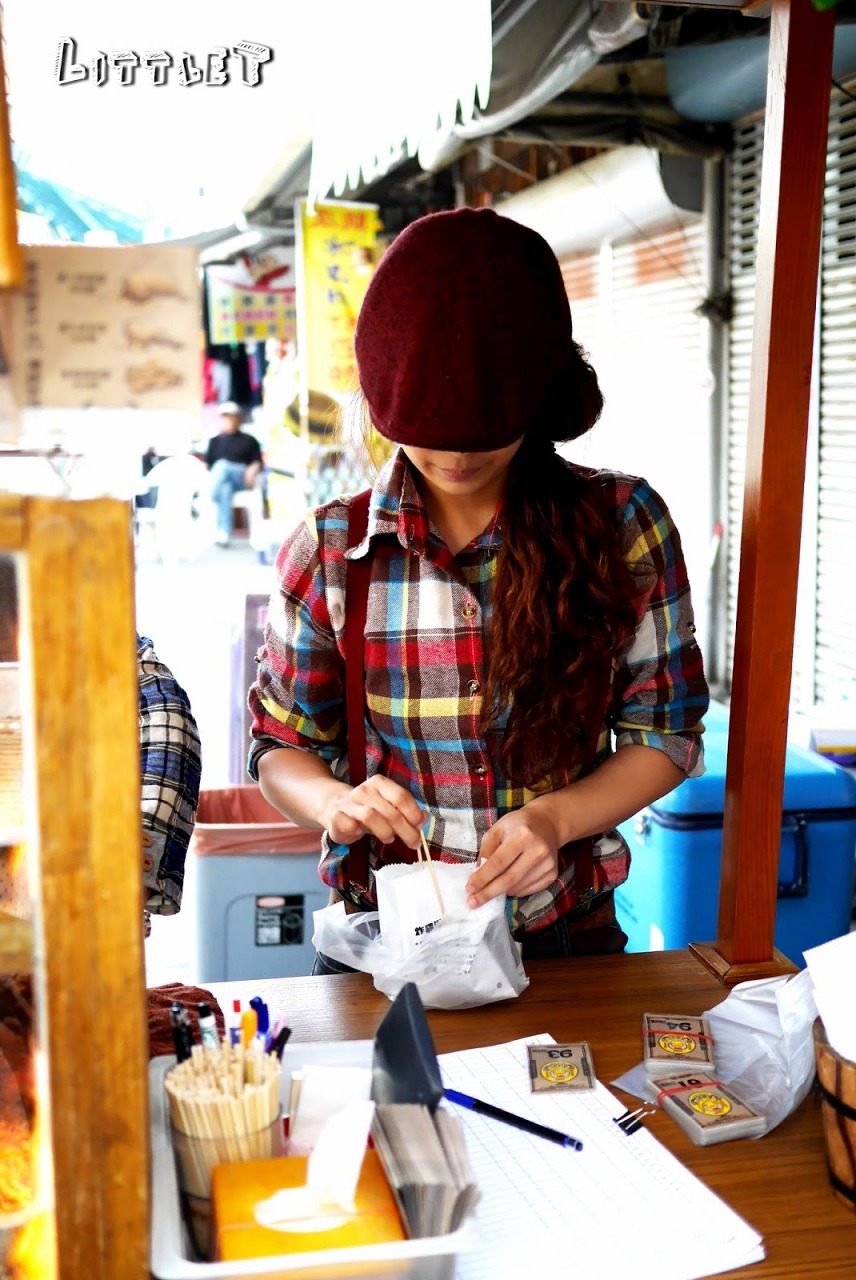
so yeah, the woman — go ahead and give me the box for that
[248,207,709,967]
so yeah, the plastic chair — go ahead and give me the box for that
[230,484,267,552]
[136,454,209,564]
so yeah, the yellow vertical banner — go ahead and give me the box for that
[296,198,378,437]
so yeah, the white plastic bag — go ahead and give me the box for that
[311,861,528,1010]
[310,900,386,970]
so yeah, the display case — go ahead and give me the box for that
[0,494,149,1279]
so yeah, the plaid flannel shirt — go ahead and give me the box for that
[248,451,709,933]
[138,635,202,927]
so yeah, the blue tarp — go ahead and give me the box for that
[13,151,145,244]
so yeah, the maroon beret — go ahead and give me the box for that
[354,207,575,451]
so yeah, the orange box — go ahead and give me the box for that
[211,1148,406,1262]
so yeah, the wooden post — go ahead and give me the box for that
[0,16,24,289]
[691,1,836,983]
[20,497,150,1278]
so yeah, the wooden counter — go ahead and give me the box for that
[211,950,856,1280]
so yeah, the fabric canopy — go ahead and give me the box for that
[308,0,492,205]
[14,152,145,244]
[307,0,648,204]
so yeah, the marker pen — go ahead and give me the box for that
[229,998,242,1047]
[266,1013,290,1055]
[169,1002,193,1063]
[250,996,270,1039]
[270,1025,292,1060]
[240,1007,258,1051]
[197,1001,220,1053]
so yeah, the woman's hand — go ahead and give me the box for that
[323,776,426,850]
[466,806,562,907]
[257,748,426,849]
[462,747,687,910]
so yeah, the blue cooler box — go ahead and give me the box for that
[614,701,856,964]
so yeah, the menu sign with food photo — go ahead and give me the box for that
[9,243,200,411]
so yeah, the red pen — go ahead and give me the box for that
[229,998,242,1047]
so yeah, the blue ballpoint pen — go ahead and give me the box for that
[250,996,270,1038]
[444,1088,584,1151]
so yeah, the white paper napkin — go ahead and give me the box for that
[804,930,856,1062]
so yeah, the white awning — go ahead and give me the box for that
[307,0,493,206]
[306,1,649,205]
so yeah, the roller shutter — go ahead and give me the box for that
[559,250,600,358]
[817,91,856,703]
[726,92,856,708]
[559,223,713,643]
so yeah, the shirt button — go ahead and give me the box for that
[142,854,154,872]
[462,601,476,619]
[467,679,480,695]
[475,764,488,778]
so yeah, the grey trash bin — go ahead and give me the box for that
[190,784,326,982]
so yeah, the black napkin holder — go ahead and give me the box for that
[371,982,444,1111]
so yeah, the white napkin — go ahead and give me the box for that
[287,1063,372,1152]
[804,930,856,1062]
[254,1100,375,1231]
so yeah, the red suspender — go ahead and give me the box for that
[561,664,614,903]
[344,489,372,894]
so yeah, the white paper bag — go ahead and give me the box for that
[374,861,448,958]
[372,861,529,1010]
[311,861,529,1009]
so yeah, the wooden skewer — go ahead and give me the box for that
[419,829,446,916]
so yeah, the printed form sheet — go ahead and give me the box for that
[440,1035,764,1280]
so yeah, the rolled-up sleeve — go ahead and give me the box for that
[137,635,202,914]
[247,512,347,779]
[610,478,710,777]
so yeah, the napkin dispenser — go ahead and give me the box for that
[371,982,444,1110]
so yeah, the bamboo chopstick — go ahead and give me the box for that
[419,829,446,916]
[164,1040,281,1142]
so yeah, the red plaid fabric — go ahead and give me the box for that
[248,450,709,933]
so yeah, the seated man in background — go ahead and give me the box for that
[205,400,264,547]
[138,634,202,938]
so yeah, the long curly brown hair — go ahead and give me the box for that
[481,347,645,787]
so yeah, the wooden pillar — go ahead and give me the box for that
[692,1,836,983]
[0,16,24,289]
[21,497,150,1279]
